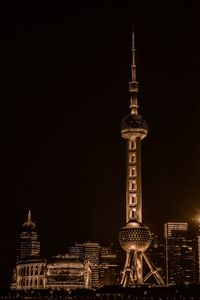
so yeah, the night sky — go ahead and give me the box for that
[0,1,200,288]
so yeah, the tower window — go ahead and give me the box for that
[129,140,136,150]
[132,210,137,219]
[129,166,136,177]
[129,193,137,205]
[129,180,137,191]
[129,208,137,220]
[129,153,136,163]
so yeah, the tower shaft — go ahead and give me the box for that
[126,138,142,223]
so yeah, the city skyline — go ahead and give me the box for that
[9,210,200,289]
[0,1,200,288]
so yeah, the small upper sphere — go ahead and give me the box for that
[119,220,151,252]
[120,114,148,140]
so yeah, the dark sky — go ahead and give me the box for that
[0,0,200,288]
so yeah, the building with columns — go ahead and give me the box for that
[11,212,91,290]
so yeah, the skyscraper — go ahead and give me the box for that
[99,246,120,286]
[164,222,195,285]
[71,242,100,288]
[198,235,200,282]
[82,242,100,288]
[118,29,164,286]
[18,210,40,260]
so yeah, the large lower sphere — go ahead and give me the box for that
[119,220,151,252]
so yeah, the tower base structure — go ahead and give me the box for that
[119,220,165,287]
[120,251,165,286]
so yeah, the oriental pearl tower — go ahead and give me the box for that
[119,29,164,287]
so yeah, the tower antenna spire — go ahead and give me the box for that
[27,209,32,224]
[129,26,139,114]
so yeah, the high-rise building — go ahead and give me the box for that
[68,243,100,288]
[99,246,120,286]
[82,242,100,288]
[164,222,196,285]
[118,28,164,286]
[190,209,200,282]
[198,235,200,282]
[18,210,40,261]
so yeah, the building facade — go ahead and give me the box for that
[164,222,196,285]
[18,210,40,261]
[99,246,120,286]
[11,255,90,290]
[45,254,90,290]
[74,242,100,288]
[11,258,46,290]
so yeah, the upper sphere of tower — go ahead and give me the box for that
[119,220,151,252]
[121,114,148,140]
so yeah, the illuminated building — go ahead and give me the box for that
[11,255,90,290]
[68,244,120,287]
[11,258,46,290]
[75,242,100,288]
[11,213,91,290]
[198,236,200,282]
[67,245,85,259]
[164,222,188,238]
[18,210,40,260]
[45,254,91,290]
[192,209,200,282]
[164,222,195,285]
[119,28,164,286]
[99,246,120,286]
